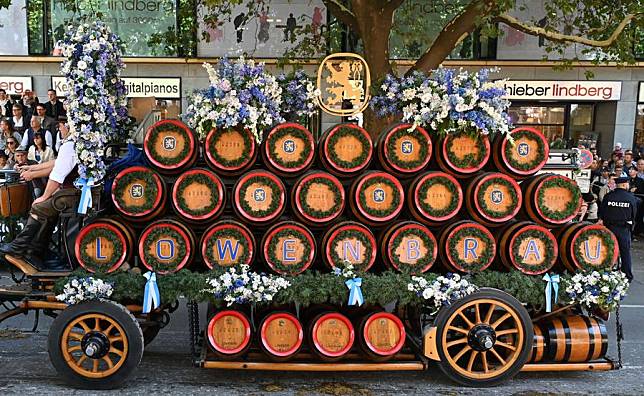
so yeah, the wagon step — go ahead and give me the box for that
[201,360,427,372]
[3,255,70,279]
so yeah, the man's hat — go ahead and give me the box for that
[15,147,27,154]
[57,115,68,123]
[615,176,629,184]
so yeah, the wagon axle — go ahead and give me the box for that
[81,331,111,359]
[468,324,496,352]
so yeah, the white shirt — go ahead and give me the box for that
[49,139,77,184]
[20,129,53,149]
[12,117,23,128]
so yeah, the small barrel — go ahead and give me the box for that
[521,174,582,227]
[530,324,547,363]
[74,218,135,273]
[407,171,463,226]
[318,123,373,177]
[261,221,316,276]
[540,315,608,362]
[438,220,496,273]
[171,168,225,223]
[322,221,377,272]
[380,221,437,274]
[138,219,196,274]
[359,312,406,361]
[201,220,255,270]
[492,127,549,179]
[377,123,432,177]
[465,172,522,227]
[291,171,345,226]
[497,221,557,275]
[262,122,315,177]
[233,170,286,225]
[207,310,252,358]
[111,166,166,223]
[309,312,355,361]
[349,171,404,226]
[143,119,198,174]
[435,132,490,178]
[557,222,619,272]
[259,312,304,361]
[204,126,257,176]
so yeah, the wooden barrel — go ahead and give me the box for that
[438,220,496,273]
[465,172,522,227]
[492,127,549,179]
[322,221,377,272]
[261,221,316,276]
[0,182,31,217]
[74,218,134,273]
[111,166,166,223]
[291,171,345,226]
[200,220,255,270]
[377,123,432,177]
[557,222,619,272]
[171,168,225,223]
[204,126,257,176]
[380,221,437,274]
[309,312,355,361]
[143,119,198,174]
[207,310,252,358]
[259,312,304,361]
[497,221,557,275]
[407,171,463,226]
[539,315,608,362]
[530,324,547,363]
[138,218,195,274]
[359,312,406,361]
[233,170,286,225]
[349,171,404,226]
[262,122,315,177]
[435,132,490,178]
[521,174,582,227]
[318,123,373,177]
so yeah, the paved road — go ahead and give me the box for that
[1,242,644,395]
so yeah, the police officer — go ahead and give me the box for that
[599,176,638,281]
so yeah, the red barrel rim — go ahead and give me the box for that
[200,221,255,269]
[362,312,406,356]
[471,173,522,223]
[382,124,432,173]
[501,127,549,176]
[354,172,404,223]
[260,312,304,357]
[532,174,581,225]
[311,312,355,357]
[323,123,373,172]
[508,224,558,275]
[294,172,345,223]
[234,170,286,222]
[111,166,164,218]
[172,168,225,221]
[262,222,316,275]
[75,222,128,274]
[386,223,437,273]
[205,127,257,171]
[569,224,619,269]
[413,172,463,222]
[138,221,193,274]
[143,119,196,171]
[325,223,377,271]
[207,310,252,355]
[441,133,491,173]
[445,221,495,272]
[263,123,315,173]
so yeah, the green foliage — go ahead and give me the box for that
[510,228,556,274]
[113,170,159,215]
[267,126,312,169]
[358,176,401,218]
[78,228,124,272]
[176,172,220,217]
[327,126,370,170]
[385,127,429,169]
[147,123,192,166]
[328,228,373,271]
[504,129,547,171]
[298,176,343,219]
[446,133,488,169]
[208,127,253,168]
[267,228,313,275]
[142,227,188,273]
[573,228,616,270]
[418,175,460,218]
[204,228,251,267]
[448,226,494,272]
[238,175,283,218]
[389,227,436,274]
[476,177,519,219]
[537,177,582,221]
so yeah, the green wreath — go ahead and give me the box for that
[448,227,494,272]
[358,176,401,218]
[176,173,220,217]
[390,228,435,273]
[205,228,251,268]
[446,133,488,169]
[239,176,282,218]
[386,127,429,170]
[208,127,252,168]
[477,178,519,219]
[142,227,188,273]
[573,228,616,270]
[537,178,581,221]
[267,229,313,275]
[327,126,370,169]
[298,177,343,219]
[79,228,124,272]
[113,170,159,214]
[505,129,546,172]
[510,229,555,273]
[417,176,460,218]
[147,123,191,166]
[267,126,312,169]
[329,229,373,271]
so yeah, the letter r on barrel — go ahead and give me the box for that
[463,238,478,259]
[157,239,175,260]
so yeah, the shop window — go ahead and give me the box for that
[509,105,566,146]
[634,104,644,153]
[569,104,595,148]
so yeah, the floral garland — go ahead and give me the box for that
[408,273,477,314]
[446,133,488,169]
[565,270,629,311]
[510,229,556,274]
[205,229,252,268]
[476,178,519,218]
[358,176,401,218]
[573,229,616,270]
[207,127,253,168]
[113,170,159,214]
[276,69,320,121]
[60,21,130,181]
[504,129,546,171]
[202,265,291,306]
[327,126,371,169]
[56,277,114,305]
[267,229,313,275]
[176,173,220,217]
[298,177,343,219]
[142,229,188,273]
[448,228,494,272]
[390,228,435,273]
[537,178,582,221]
[417,176,460,218]
[147,123,191,166]
[329,229,373,271]
[78,229,124,272]
[238,176,282,218]
[386,127,429,170]
[267,126,312,169]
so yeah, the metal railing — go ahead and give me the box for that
[130,110,162,144]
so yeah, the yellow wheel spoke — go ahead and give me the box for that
[67,345,82,353]
[92,359,99,373]
[457,311,475,329]
[93,318,102,332]
[76,354,87,367]
[448,326,469,335]
[475,303,481,324]
[109,347,124,357]
[491,313,512,329]
[452,345,472,362]
[68,331,83,340]
[495,341,517,351]
[102,356,114,369]
[78,320,91,333]
[481,351,489,373]
[104,324,115,336]
[108,336,124,344]
[495,328,519,337]
[446,337,468,348]
[484,303,496,324]
[467,350,478,372]
[490,347,506,365]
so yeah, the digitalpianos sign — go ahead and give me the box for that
[503,80,622,101]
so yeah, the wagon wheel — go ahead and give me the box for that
[48,300,144,389]
[434,288,532,387]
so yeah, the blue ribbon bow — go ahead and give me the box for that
[542,273,560,312]
[345,277,364,306]
[75,177,95,215]
[142,271,161,314]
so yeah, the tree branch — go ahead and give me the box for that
[323,0,359,33]
[384,0,405,13]
[495,12,641,47]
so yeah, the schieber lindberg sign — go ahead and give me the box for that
[51,76,181,98]
[503,80,622,101]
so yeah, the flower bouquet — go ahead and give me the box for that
[202,264,291,306]
[565,270,629,314]
[408,273,478,314]
[276,69,320,121]
[56,277,114,305]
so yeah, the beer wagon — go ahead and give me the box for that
[0,121,623,389]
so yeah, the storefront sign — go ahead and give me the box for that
[0,76,32,95]
[503,80,622,101]
[52,76,181,98]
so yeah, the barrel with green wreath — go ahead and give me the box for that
[111,166,166,223]
[435,132,491,178]
[74,218,135,273]
[322,221,377,272]
[291,171,345,227]
[318,123,373,177]
[492,127,549,178]
[497,221,558,275]
[143,119,198,174]
[349,171,404,226]
[261,221,316,276]
[465,172,523,227]
[233,170,286,225]
[521,174,582,227]
[438,220,496,273]
[204,126,257,176]
[556,222,619,272]
[407,171,463,226]
[262,122,315,177]
[379,221,437,274]
[171,168,225,223]
[138,218,196,274]
[377,123,432,177]
[200,220,255,270]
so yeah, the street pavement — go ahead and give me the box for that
[1,243,644,395]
